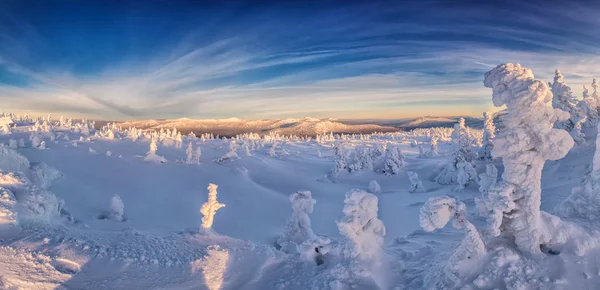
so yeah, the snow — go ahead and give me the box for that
[4,66,600,289]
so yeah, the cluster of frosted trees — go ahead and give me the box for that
[330,142,406,178]
[421,63,580,285]
[276,188,386,286]
[550,69,600,143]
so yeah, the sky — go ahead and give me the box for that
[2,0,600,120]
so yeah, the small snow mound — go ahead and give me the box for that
[53,258,80,274]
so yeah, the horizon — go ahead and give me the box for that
[2,0,600,120]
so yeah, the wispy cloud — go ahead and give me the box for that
[1,1,600,120]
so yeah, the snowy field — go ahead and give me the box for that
[2,63,600,289]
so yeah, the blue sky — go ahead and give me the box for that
[1,0,600,120]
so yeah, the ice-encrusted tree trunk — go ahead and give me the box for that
[277,190,317,253]
[479,63,574,254]
[407,171,426,193]
[420,196,485,273]
[550,69,580,131]
[200,184,226,231]
[478,112,495,160]
[337,189,386,262]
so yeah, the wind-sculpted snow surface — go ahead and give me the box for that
[482,63,574,254]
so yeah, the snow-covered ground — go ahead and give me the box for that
[0,95,599,289]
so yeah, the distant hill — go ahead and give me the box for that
[110,113,502,136]
[116,117,397,137]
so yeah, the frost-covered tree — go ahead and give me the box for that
[436,118,476,186]
[337,189,386,262]
[456,161,477,189]
[144,138,167,163]
[193,146,201,164]
[185,142,194,164]
[429,136,439,157]
[556,124,600,220]
[420,196,485,274]
[478,112,495,160]
[578,84,599,128]
[550,69,580,131]
[200,183,226,231]
[329,142,348,178]
[107,195,124,222]
[382,145,404,175]
[368,180,381,194]
[277,190,316,253]
[478,63,574,254]
[477,164,498,194]
[8,139,17,149]
[571,115,587,144]
[407,171,426,193]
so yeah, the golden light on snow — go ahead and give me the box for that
[191,245,229,290]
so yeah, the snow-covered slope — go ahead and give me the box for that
[117,117,397,136]
[1,113,600,289]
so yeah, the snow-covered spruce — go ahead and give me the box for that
[382,144,404,175]
[144,138,167,163]
[550,69,581,131]
[479,63,574,254]
[578,84,599,128]
[436,118,477,188]
[477,164,498,194]
[407,171,426,193]
[368,180,381,194]
[277,190,316,253]
[429,136,439,157]
[420,196,485,282]
[478,112,495,160]
[200,183,226,231]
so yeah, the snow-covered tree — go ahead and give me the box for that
[337,189,386,262]
[556,123,600,220]
[550,69,580,131]
[429,136,439,157]
[436,118,476,186]
[478,112,495,160]
[578,84,599,128]
[477,164,498,194]
[368,180,381,194]
[200,183,226,231]
[407,171,426,193]
[329,142,348,178]
[8,139,17,149]
[571,115,587,144]
[382,145,404,175]
[456,161,477,189]
[420,196,485,275]
[107,195,124,222]
[478,63,574,254]
[193,146,201,164]
[144,138,167,163]
[277,190,317,253]
[185,142,194,164]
